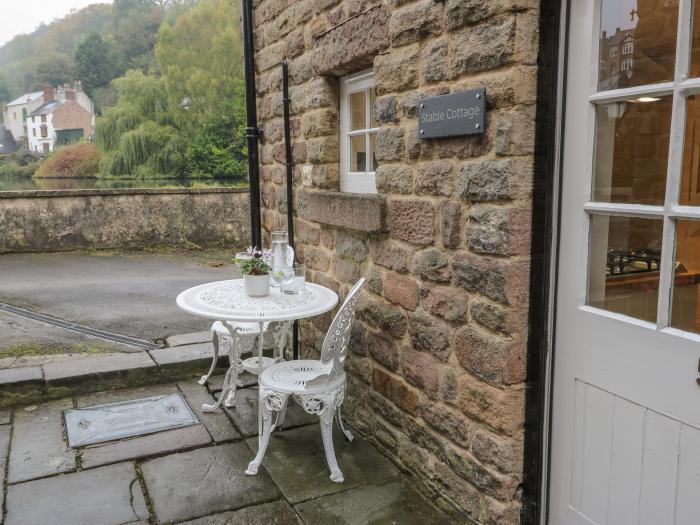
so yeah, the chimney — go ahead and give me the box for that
[74,80,83,92]
[42,86,54,102]
[65,90,76,101]
[602,30,607,39]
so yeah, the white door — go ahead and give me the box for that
[550,1,700,524]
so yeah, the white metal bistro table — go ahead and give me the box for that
[176,279,338,408]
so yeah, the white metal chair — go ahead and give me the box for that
[245,278,365,483]
[198,245,296,412]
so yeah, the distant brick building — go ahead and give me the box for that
[26,82,94,154]
[252,1,544,522]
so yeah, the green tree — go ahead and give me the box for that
[95,0,247,181]
[74,33,120,96]
[155,0,244,130]
[32,52,72,88]
[0,75,10,103]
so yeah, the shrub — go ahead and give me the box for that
[34,143,101,178]
[0,149,42,177]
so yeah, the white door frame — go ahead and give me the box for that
[539,1,571,522]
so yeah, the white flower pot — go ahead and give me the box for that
[244,274,270,297]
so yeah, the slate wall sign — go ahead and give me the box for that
[418,88,485,139]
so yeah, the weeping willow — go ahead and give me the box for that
[95,71,186,178]
[100,121,188,178]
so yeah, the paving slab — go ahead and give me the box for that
[294,478,453,525]
[43,352,157,399]
[4,462,149,525]
[167,331,211,347]
[0,366,44,407]
[149,342,225,379]
[246,425,400,504]
[0,424,10,516]
[0,408,11,424]
[7,398,75,483]
[81,424,211,469]
[0,424,10,459]
[44,351,155,382]
[141,442,281,523]
[223,387,316,437]
[207,372,258,391]
[178,381,242,442]
[180,500,302,525]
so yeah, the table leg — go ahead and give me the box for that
[257,321,264,376]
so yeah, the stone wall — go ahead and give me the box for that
[0,188,250,253]
[253,0,538,522]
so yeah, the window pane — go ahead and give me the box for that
[593,96,672,205]
[351,134,367,172]
[588,215,663,323]
[350,91,366,131]
[680,95,700,205]
[598,0,678,91]
[670,220,700,334]
[369,132,378,172]
[370,88,377,128]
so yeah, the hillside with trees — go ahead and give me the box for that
[0,0,196,112]
[0,0,247,185]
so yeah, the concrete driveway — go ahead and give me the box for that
[0,250,237,343]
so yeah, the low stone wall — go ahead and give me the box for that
[0,188,250,253]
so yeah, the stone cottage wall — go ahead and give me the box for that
[253,0,539,522]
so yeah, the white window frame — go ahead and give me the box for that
[340,71,379,194]
[622,40,634,55]
[610,46,618,57]
[584,0,700,339]
[621,57,633,71]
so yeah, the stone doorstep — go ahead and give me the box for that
[0,337,229,409]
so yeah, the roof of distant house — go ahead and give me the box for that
[0,124,18,154]
[5,91,43,107]
[28,100,64,118]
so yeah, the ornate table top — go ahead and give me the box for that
[176,279,339,322]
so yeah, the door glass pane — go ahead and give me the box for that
[593,96,672,205]
[350,91,366,131]
[691,1,700,78]
[588,215,663,322]
[680,95,700,205]
[670,220,700,334]
[351,134,367,172]
[598,0,678,91]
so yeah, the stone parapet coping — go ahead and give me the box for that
[0,187,250,199]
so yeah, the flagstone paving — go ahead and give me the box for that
[0,379,455,524]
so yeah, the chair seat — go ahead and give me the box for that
[259,359,344,395]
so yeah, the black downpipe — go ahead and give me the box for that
[241,0,261,250]
[281,60,300,360]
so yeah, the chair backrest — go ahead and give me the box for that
[320,278,365,378]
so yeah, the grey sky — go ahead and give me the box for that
[602,0,638,35]
[0,0,111,47]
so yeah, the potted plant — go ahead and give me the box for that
[235,248,272,297]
